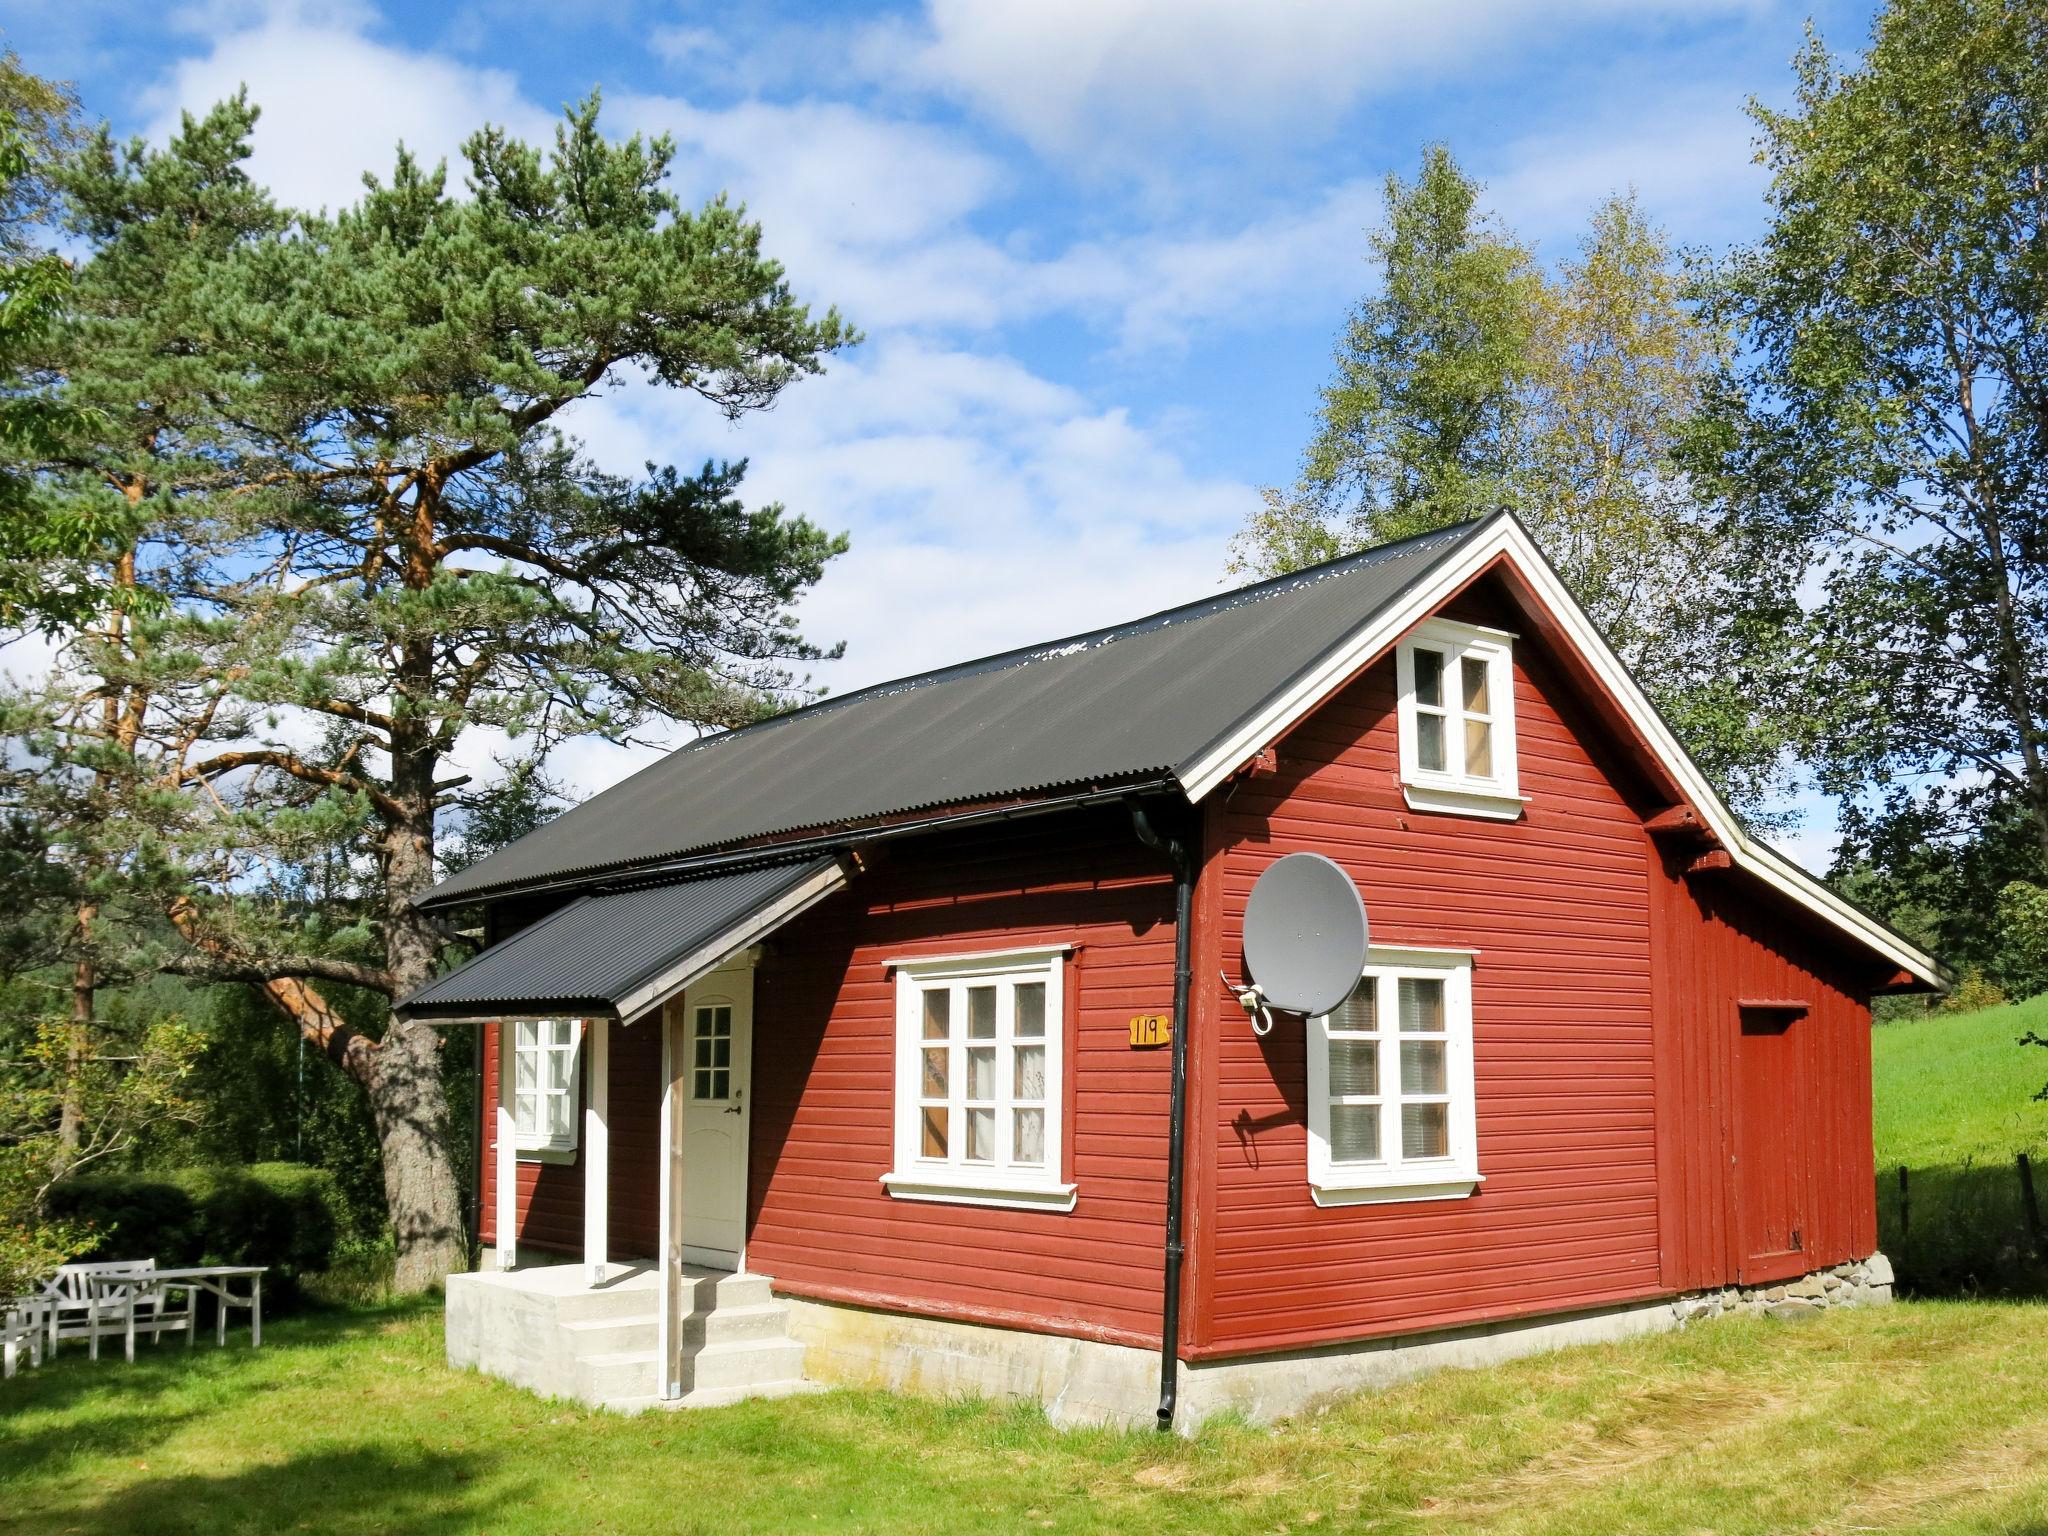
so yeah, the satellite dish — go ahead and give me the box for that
[1241,853,1369,1017]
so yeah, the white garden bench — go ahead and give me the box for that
[38,1259,193,1359]
[3,1296,47,1379]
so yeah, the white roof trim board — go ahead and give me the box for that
[1179,515,1944,990]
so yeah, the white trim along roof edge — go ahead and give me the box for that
[1177,512,1945,991]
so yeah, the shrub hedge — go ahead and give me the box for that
[46,1162,344,1287]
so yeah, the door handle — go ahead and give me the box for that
[724,1090,744,1116]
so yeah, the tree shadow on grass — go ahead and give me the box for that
[1879,1160,2048,1298]
[1,1446,515,1536]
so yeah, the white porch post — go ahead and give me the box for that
[494,1022,517,1271]
[583,1016,609,1285]
[656,999,684,1399]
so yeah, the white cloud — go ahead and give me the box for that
[142,7,553,215]
[883,0,1762,165]
[576,337,1254,696]
[1482,92,1767,253]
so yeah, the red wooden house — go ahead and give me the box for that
[404,511,1941,1426]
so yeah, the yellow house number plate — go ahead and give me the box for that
[1128,1014,1172,1048]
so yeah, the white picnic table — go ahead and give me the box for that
[89,1265,266,1363]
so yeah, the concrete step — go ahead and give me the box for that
[560,1315,658,1356]
[684,1337,808,1395]
[695,1302,791,1347]
[714,1272,775,1309]
[674,1378,827,1410]
[577,1347,660,1403]
[553,1281,664,1325]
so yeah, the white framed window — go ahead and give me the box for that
[511,1018,581,1156]
[882,946,1075,1211]
[1307,949,1480,1204]
[1395,618,1525,819]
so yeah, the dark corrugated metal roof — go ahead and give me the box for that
[398,859,839,1020]
[422,518,1488,908]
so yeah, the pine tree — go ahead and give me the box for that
[150,96,854,1290]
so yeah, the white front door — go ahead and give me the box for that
[673,967,753,1269]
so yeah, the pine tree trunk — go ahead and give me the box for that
[371,582,468,1294]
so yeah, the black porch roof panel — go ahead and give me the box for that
[397,858,845,1022]
[420,519,1488,909]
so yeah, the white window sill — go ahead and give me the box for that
[1310,1172,1482,1207]
[515,1145,577,1165]
[1400,781,1529,821]
[880,1170,1078,1212]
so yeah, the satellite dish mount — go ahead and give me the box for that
[1234,853,1370,1035]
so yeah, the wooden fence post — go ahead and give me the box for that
[2018,1154,2047,1265]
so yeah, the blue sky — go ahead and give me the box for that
[8,0,1883,865]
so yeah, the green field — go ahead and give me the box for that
[1875,995,2048,1168]
[6,1297,2048,1535]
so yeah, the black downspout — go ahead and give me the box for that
[1130,799,1195,1433]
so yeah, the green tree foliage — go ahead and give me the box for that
[0,50,108,632]
[1688,0,2048,902]
[1238,147,1799,818]
[120,95,851,1290]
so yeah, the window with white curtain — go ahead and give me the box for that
[1306,949,1479,1203]
[511,1018,581,1154]
[1395,618,1523,819]
[884,947,1075,1210]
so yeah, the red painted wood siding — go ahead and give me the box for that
[1649,857,1877,1291]
[745,810,1178,1348]
[1193,586,1671,1359]
[477,1014,662,1261]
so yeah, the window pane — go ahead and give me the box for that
[1401,1039,1447,1095]
[694,1068,712,1100]
[547,1094,571,1137]
[551,1020,574,1048]
[1333,976,1376,1032]
[1464,718,1492,778]
[515,1050,536,1093]
[1015,981,1046,1039]
[1402,1101,1449,1159]
[1413,647,1444,708]
[922,989,950,1040]
[967,986,996,1039]
[1399,978,1445,1033]
[515,1021,538,1051]
[515,1093,537,1134]
[713,1038,730,1068]
[965,1107,995,1162]
[1329,1103,1379,1162]
[921,1107,947,1157]
[546,1052,571,1092]
[1461,654,1490,713]
[1417,713,1445,773]
[1013,1107,1045,1165]
[1014,1043,1046,1100]
[921,1047,948,1098]
[694,1036,711,1068]
[1327,1037,1378,1096]
[965,1046,995,1100]
[712,1068,730,1101]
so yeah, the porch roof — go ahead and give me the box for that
[396,857,845,1023]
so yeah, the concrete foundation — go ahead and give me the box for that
[784,1252,1895,1432]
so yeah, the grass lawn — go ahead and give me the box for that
[1874,995,2048,1168]
[7,1297,2048,1535]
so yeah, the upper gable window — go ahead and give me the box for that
[1395,619,1525,820]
